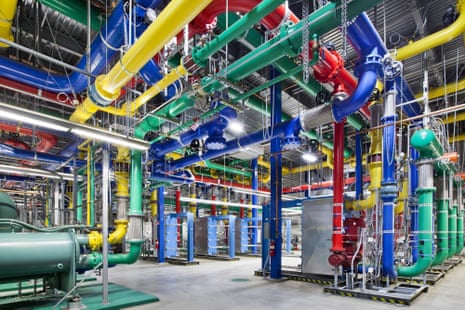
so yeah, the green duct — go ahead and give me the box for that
[192,0,286,66]
[204,160,252,178]
[432,198,449,265]
[457,210,464,254]
[78,240,143,269]
[448,205,458,258]
[38,0,102,32]
[221,0,382,81]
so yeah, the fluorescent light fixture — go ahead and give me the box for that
[0,102,149,151]
[0,164,82,181]
[302,152,318,163]
[227,119,244,135]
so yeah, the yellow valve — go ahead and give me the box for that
[88,231,103,251]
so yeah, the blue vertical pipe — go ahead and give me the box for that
[409,146,419,262]
[381,89,398,278]
[355,131,363,200]
[251,158,259,254]
[186,212,194,262]
[157,186,165,263]
[261,204,270,271]
[269,67,282,279]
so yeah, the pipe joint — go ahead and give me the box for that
[383,57,403,80]
[88,75,121,107]
[380,183,398,201]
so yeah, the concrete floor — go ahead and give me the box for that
[105,255,465,310]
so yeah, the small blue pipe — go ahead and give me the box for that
[409,146,419,262]
[355,132,363,200]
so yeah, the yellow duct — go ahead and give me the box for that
[0,0,18,48]
[71,64,188,122]
[346,129,382,210]
[151,190,157,218]
[70,0,212,123]
[449,134,465,143]
[396,0,465,60]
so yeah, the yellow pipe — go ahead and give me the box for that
[0,0,18,48]
[71,64,188,123]
[320,147,334,170]
[395,178,409,215]
[102,0,211,95]
[449,134,465,143]
[151,190,157,218]
[289,161,330,174]
[396,0,465,60]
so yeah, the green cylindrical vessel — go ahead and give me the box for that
[411,128,443,159]
[448,205,458,258]
[432,199,449,265]
[456,210,464,254]
[0,232,76,279]
[0,192,18,232]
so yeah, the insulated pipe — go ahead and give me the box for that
[192,0,286,66]
[448,205,458,257]
[432,175,449,265]
[78,240,143,269]
[396,0,465,61]
[220,0,382,81]
[457,209,464,254]
[381,89,398,279]
[0,122,57,154]
[0,0,18,48]
[85,0,213,106]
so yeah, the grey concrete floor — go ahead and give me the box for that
[104,255,465,310]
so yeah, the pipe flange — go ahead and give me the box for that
[281,136,301,151]
[88,75,121,107]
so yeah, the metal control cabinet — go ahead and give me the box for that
[302,197,334,275]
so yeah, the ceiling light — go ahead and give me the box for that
[227,119,244,135]
[0,102,149,151]
[0,164,82,181]
[302,152,318,163]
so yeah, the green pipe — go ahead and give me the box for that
[204,160,252,178]
[397,186,435,276]
[448,205,458,258]
[411,128,444,159]
[457,210,464,254]
[78,240,143,269]
[221,0,382,81]
[192,0,285,66]
[76,183,83,223]
[129,150,143,217]
[432,198,449,265]
[37,0,102,32]
[135,94,196,138]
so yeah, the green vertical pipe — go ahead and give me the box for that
[76,183,83,223]
[432,198,449,265]
[457,210,464,254]
[221,0,382,81]
[397,186,435,276]
[192,0,285,66]
[129,150,144,217]
[37,0,102,31]
[449,205,458,257]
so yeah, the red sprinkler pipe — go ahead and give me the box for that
[310,44,370,119]
[239,198,244,218]
[0,123,57,153]
[194,175,269,192]
[0,77,78,106]
[211,194,217,215]
[176,188,181,246]
[328,120,347,266]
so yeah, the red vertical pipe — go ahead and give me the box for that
[176,188,181,245]
[239,198,244,218]
[211,194,217,215]
[331,120,345,253]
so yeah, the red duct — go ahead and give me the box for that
[0,123,57,153]
[3,139,31,150]
[328,120,346,266]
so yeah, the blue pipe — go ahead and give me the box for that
[157,186,165,262]
[0,0,165,94]
[380,89,398,279]
[355,132,363,200]
[251,158,258,254]
[149,107,236,159]
[348,13,421,117]
[0,143,86,167]
[161,118,299,172]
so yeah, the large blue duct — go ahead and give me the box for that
[347,12,421,117]
[0,0,170,95]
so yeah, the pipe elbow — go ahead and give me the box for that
[108,220,129,244]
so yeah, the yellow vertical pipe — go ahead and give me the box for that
[97,0,213,97]
[396,0,465,60]
[222,188,228,216]
[189,184,197,218]
[0,0,18,48]
[151,190,158,218]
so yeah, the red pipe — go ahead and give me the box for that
[310,45,371,119]
[328,121,346,266]
[184,0,299,40]
[4,139,31,150]
[239,198,244,218]
[283,176,371,194]
[0,123,57,153]
[211,194,217,215]
[0,77,77,106]
[176,188,181,246]
[194,175,269,192]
